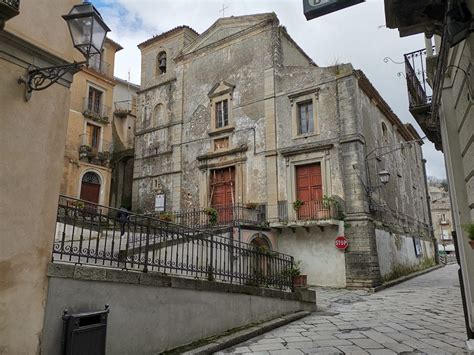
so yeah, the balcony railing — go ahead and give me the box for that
[0,0,20,28]
[79,134,112,167]
[404,48,433,109]
[83,98,111,123]
[144,204,267,229]
[88,55,113,77]
[53,195,294,291]
[277,200,340,223]
[114,100,136,117]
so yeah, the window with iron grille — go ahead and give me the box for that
[297,101,313,134]
[215,99,228,128]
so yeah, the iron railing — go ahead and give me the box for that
[2,0,19,10]
[83,98,111,123]
[114,100,136,117]
[404,48,433,109]
[89,55,113,77]
[144,204,267,229]
[277,200,340,223]
[53,196,294,291]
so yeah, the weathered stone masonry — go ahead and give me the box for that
[133,13,435,287]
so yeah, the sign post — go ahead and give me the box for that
[303,0,365,20]
[335,235,349,250]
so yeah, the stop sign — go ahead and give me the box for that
[335,236,348,250]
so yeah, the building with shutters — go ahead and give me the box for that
[60,38,122,206]
[133,13,435,288]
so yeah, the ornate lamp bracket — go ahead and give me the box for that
[18,61,87,101]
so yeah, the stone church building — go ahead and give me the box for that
[133,13,435,288]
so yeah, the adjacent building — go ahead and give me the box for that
[133,13,435,288]
[110,77,140,209]
[429,184,455,253]
[0,0,81,352]
[60,38,123,206]
[385,0,474,344]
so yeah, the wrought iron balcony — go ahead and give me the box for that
[404,48,433,111]
[277,200,341,225]
[114,99,135,118]
[83,98,111,123]
[0,0,20,29]
[88,54,113,77]
[141,204,267,230]
[79,134,112,167]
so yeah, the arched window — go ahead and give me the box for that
[381,122,388,143]
[82,172,100,184]
[153,103,166,127]
[157,51,167,75]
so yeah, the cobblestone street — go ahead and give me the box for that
[218,264,467,354]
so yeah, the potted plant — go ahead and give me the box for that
[283,261,307,288]
[463,224,474,249]
[158,212,173,222]
[245,202,259,210]
[293,199,304,211]
[204,207,218,225]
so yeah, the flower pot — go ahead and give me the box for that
[469,240,474,249]
[292,274,307,288]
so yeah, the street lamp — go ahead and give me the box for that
[18,1,110,101]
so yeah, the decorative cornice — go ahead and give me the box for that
[279,142,334,157]
[197,144,248,161]
[137,78,177,95]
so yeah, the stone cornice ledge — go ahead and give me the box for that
[279,141,334,157]
[197,144,248,161]
[47,263,316,305]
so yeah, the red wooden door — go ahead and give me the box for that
[296,163,322,219]
[210,167,235,223]
[80,182,100,204]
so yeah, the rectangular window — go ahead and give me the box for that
[88,87,103,115]
[214,137,229,151]
[298,101,314,134]
[216,99,228,128]
[86,123,101,149]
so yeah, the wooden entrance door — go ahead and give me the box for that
[80,172,101,205]
[296,163,322,220]
[210,167,235,224]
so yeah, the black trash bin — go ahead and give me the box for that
[61,304,110,355]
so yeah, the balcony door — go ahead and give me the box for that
[88,87,103,115]
[210,167,235,224]
[296,163,322,220]
[86,123,101,150]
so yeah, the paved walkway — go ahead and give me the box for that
[218,264,467,354]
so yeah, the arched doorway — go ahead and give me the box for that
[249,233,273,284]
[80,171,101,204]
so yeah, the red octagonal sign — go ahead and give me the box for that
[335,236,348,250]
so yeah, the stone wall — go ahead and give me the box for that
[375,229,436,280]
[41,264,316,354]
[276,226,346,287]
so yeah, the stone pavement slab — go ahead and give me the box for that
[217,264,468,354]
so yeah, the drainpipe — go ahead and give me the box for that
[422,158,439,264]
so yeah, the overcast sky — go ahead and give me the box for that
[93,0,447,179]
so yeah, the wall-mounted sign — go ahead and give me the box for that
[155,194,165,212]
[303,0,365,20]
[413,237,423,257]
[335,235,349,250]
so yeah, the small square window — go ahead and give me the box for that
[215,100,229,129]
[297,101,314,135]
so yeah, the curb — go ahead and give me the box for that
[372,264,445,293]
[181,311,311,354]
